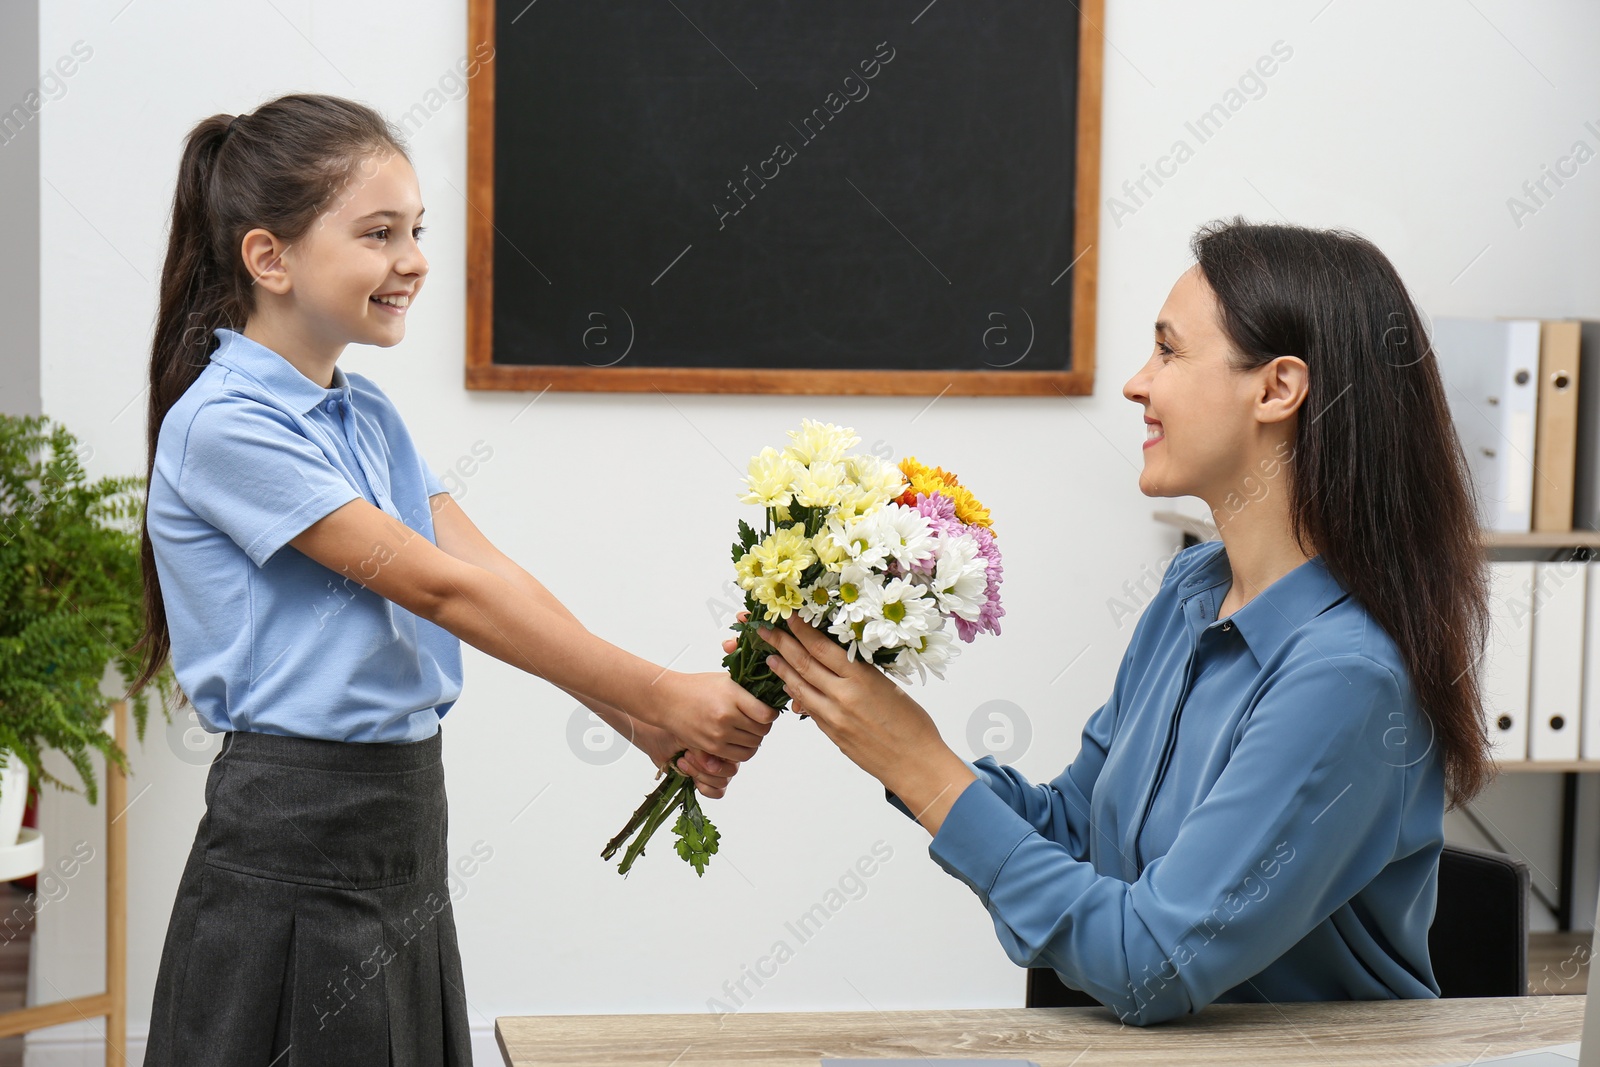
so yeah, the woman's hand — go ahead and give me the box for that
[627,719,739,800]
[652,670,778,765]
[755,617,976,835]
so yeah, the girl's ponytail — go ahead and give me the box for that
[130,95,408,703]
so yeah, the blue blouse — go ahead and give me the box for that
[892,538,1444,1025]
[146,328,463,743]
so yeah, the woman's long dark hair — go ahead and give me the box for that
[129,94,408,704]
[1192,217,1493,809]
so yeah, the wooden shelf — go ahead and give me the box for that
[1153,510,1600,551]
[1496,761,1600,773]
[0,702,127,1055]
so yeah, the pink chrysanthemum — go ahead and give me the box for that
[911,493,1004,642]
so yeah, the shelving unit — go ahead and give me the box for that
[0,700,126,1063]
[1154,510,1599,929]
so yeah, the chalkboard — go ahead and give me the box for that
[465,0,1102,396]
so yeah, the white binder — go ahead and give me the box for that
[1528,561,1586,760]
[1432,317,1542,533]
[1584,564,1600,759]
[1482,561,1534,762]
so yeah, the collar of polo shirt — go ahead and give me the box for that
[209,327,352,414]
[1177,543,1341,664]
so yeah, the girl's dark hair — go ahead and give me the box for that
[1191,216,1493,809]
[130,94,408,705]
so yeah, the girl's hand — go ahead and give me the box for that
[758,617,976,834]
[654,671,778,764]
[628,720,738,800]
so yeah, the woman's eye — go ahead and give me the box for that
[413,226,427,240]
[1156,341,1174,360]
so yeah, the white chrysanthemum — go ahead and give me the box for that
[862,576,940,649]
[797,571,840,626]
[792,460,846,509]
[830,563,882,624]
[783,419,860,466]
[929,535,989,622]
[880,505,935,570]
[828,608,884,663]
[823,512,893,571]
[885,624,959,683]
[740,446,802,507]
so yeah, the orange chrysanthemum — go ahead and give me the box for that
[896,456,995,532]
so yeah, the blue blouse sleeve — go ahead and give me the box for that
[888,580,1147,858]
[926,655,1412,1026]
[176,394,362,567]
[423,463,447,498]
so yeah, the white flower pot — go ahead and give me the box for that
[0,752,29,849]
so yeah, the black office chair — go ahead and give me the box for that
[1025,843,1530,1007]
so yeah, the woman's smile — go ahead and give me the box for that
[1144,417,1165,449]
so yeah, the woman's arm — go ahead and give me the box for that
[762,620,1432,1026]
[288,496,777,764]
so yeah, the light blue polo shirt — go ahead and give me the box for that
[890,538,1445,1025]
[146,328,463,743]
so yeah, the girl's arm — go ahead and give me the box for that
[428,492,736,795]
[288,497,777,764]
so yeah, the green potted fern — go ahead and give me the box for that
[0,414,174,847]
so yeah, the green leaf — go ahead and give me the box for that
[672,798,721,877]
[0,414,176,806]
[737,520,760,551]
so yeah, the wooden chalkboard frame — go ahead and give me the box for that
[463,0,1103,397]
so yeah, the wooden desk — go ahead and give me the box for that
[497,996,1584,1066]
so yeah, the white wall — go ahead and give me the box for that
[21,0,1600,1062]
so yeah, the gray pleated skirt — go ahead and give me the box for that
[145,726,473,1066]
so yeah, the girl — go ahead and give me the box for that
[742,218,1493,1026]
[130,93,777,1065]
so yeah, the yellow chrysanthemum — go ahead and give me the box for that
[740,446,801,507]
[792,461,846,509]
[750,524,816,586]
[783,419,860,466]
[753,579,805,622]
[897,456,995,533]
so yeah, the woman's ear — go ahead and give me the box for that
[1256,355,1311,425]
[240,228,292,295]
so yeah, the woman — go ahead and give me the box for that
[739,217,1493,1026]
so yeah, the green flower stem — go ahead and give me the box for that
[600,765,679,862]
[614,774,690,876]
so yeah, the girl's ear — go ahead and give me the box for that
[240,228,292,295]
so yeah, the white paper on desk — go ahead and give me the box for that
[1484,561,1535,761]
[1529,561,1586,760]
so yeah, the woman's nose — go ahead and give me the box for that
[1123,356,1153,404]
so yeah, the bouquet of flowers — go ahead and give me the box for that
[602,420,1004,876]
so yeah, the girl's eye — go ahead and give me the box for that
[413,226,427,240]
[368,227,389,241]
